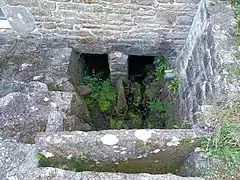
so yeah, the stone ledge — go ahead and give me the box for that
[35,129,208,174]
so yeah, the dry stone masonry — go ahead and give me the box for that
[0,0,240,179]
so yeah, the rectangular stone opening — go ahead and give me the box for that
[82,53,110,80]
[128,55,155,83]
[67,52,183,131]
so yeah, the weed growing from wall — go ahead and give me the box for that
[168,74,179,96]
[154,56,168,80]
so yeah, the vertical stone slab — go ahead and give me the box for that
[108,51,128,85]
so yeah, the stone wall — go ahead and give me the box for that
[0,0,200,63]
[176,0,207,124]
[177,0,240,125]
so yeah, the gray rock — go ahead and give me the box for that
[89,107,108,130]
[109,52,128,85]
[180,150,212,177]
[9,167,205,180]
[24,81,49,92]
[0,138,38,180]
[0,91,84,143]
[2,6,36,33]
[0,48,74,98]
[0,80,48,98]
[64,115,92,131]
[76,85,92,96]
[116,78,127,114]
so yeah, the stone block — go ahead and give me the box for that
[56,23,73,30]
[35,129,207,173]
[28,7,49,16]
[38,1,56,11]
[73,0,100,3]
[0,48,73,95]
[57,3,104,12]
[6,0,38,7]
[131,0,155,6]
[2,6,36,33]
[102,0,131,3]
[42,22,56,29]
[0,91,71,142]
[108,51,128,84]
[0,139,38,180]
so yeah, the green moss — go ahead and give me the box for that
[128,112,142,129]
[38,121,47,132]
[35,152,183,174]
[22,138,34,144]
[47,83,62,91]
[230,66,240,76]
[179,139,195,147]
[36,153,100,172]
[109,118,128,129]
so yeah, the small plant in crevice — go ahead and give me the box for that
[229,0,240,40]
[168,74,179,96]
[154,55,168,80]
[173,120,188,129]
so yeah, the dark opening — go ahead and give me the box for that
[128,55,155,83]
[82,53,110,80]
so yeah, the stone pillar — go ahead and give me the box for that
[108,51,128,85]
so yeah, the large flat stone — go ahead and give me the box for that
[0,91,86,143]
[0,48,73,98]
[0,138,203,180]
[35,129,207,174]
[0,138,38,180]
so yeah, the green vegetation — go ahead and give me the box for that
[201,122,240,178]
[173,120,188,129]
[80,55,180,130]
[168,74,179,96]
[38,121,47,132]
[47,83,62,91]
[229,0,240,44]
[147,99,171,127]
[200,95,240,179]
[154,56,168,80]
[229,65,240,76]
[82,76,116,112]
